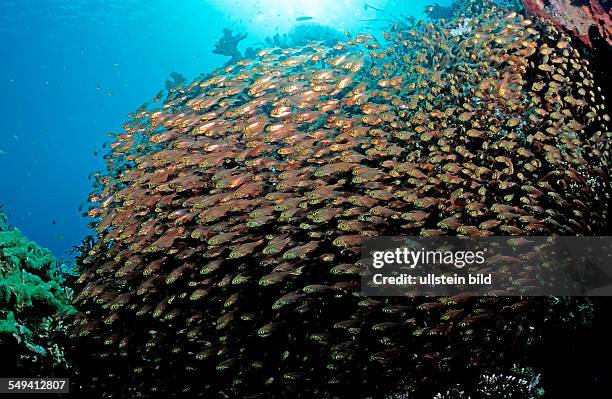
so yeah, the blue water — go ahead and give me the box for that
[0,0,444,258]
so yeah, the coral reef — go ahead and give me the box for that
[425,2,454,19]
[522,0,612,48]
[0,209,75,374]
[215,23,344,63]
[213,28,247,65]
[427,0,521,19]
[265,23,345,48]
[165,71,187,91]
[0,210,8,231]
[72,2,609,398]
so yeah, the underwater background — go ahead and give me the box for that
[0,0,441,260]
[1,0,611,398]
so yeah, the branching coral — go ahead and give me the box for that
[0,210,75,374]
[213,28,247,64]
[72,2,609,398]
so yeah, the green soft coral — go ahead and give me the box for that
[0,210,75,372]
[0,269,74,315]
[0,310,19,335]
[0,229,56,271]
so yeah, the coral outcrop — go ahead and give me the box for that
[213,28,248,65]
[427,0,523,19]
[216,23,345,63]
[265,23,345,48]
[0,209,75,374]
[522,0,612,48]
[72,2,609,398]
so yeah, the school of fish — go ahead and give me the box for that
[71,3,610,398]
